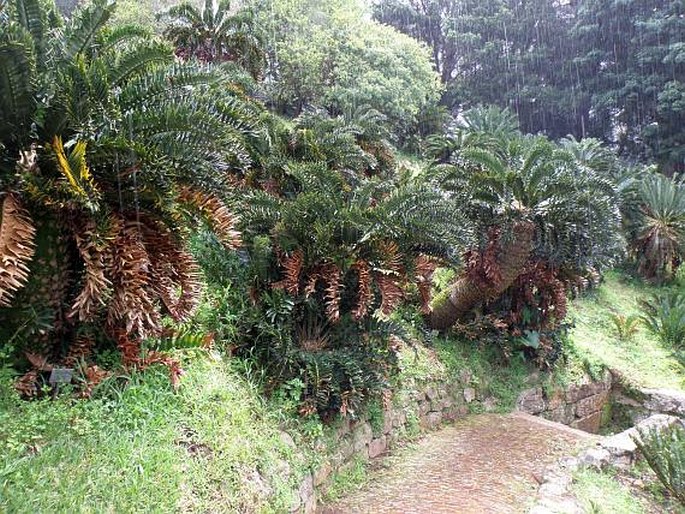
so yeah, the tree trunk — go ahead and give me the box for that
[429,221,535,330]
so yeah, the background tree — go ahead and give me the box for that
[248,0,442,141]
[374,0,685,172]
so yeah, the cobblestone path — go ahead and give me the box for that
[322,413,596,514]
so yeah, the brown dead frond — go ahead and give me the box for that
[377,240,402,273]
[0,194,36,307]
[107,220,161,338]
[415,255,438,315]
[322,262,343,323]
[65,336,95,367]
[352,259,373,320]
[179,187,241,250]
[139,218,202,322]
[273,248,304,295]
[15,370,40,399]
[69,218,115,322]
[375,272,403,316]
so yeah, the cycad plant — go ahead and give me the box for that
[639,292,685,351]
[237,110,468,418]
[633,424,685,506]
[160,0,266,79]
[609,313,640,342]
[624,173,685,282]
[0,0,257,385]
[427,108,622,346]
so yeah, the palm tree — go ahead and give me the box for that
[428,129,622,330]
[160,0,265,79]
[0,0,258,367]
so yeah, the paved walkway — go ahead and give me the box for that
[322,413,596,514]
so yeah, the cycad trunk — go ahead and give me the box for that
[429,221,535,330]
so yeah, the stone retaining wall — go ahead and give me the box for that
[613,386,685,425]
[516,370,614,433]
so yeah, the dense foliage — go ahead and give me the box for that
[222,108,468,418]
[0,0,253,391]
[250,0,442,141]
[0,0,680,422]
[373,0,685,173]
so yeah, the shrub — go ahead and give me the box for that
[0,0,254,387]
[609,313,640,342]
[623,174,685,282]
[633,424,685,506]
[639,292,685,350]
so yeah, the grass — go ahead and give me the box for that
[322,456,368,502]
[392,331,532,413]
[568,271,685,391]
[572,468,647,514]
[0,352,309,513]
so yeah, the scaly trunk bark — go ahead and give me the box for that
[429,221,536,330]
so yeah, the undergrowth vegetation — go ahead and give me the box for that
[569,273,685,390]
[634,424,685,506]
[0,353,309,512]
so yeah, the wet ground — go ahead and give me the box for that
[322,413,596,514]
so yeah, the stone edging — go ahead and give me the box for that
[531,414,684,513]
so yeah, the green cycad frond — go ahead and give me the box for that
[117,63,220,111]
[0,22,36,142]
[109,41,173,86]
[161,2,202,25]
[62,0,116,59]
[560,135,618,176]
[11,0,49,65]
[98,24,152,52]
[436,133,622,270]
[461,147,506,176]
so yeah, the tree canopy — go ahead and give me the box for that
[250,0,442,140]
[373,0,685,173]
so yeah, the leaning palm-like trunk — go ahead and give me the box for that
[429,221,535,330]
